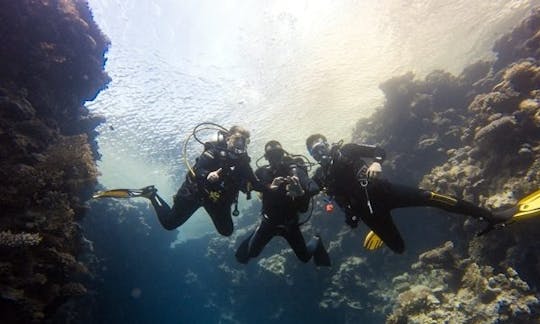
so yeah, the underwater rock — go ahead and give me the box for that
[413,241,457,271]
[41,6,539,324]
[387,244,540,324]
[318,255,381,313]
[473,115,517,144]
[502,59,540,93]
[258,254,287,276]
[0,231,42,247]
[493,7,540,70]
[61,282,87,297]
[351,9,540,322]
[0,0,109,322]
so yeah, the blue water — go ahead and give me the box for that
[81,1,538,323]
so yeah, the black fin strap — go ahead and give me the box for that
[476,221,511,237]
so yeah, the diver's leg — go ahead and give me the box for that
[344,181,405,253]
[246,219,277,259]
[282,225,311,263]
[149,182,201,230]
[373,181,493,221]
[235,231,255,264]
[357,201,406,254]
[204,200,234,236]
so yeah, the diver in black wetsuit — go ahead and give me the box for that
[305,133,518,254]
[235,141,331,266]
[143,126,261,236]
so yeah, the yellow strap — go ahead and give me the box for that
[429,192,458,206]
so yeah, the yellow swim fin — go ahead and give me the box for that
[92,185,156,199]
[512,189,540,221]
[363,230,384,251]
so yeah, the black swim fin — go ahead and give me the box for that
[310,235,331,267]
[235,232,254,264]
[92,185,156,199]
[479,189,540,236]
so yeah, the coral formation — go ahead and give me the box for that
[387,242,540,323]
[350,7,540,323]
[73,7,539,324]
[11,4,538,324]
[258,255,287,276]
[0,231,43,248]
[0,0,109,322]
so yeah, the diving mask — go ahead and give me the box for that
[309,139,331,164]
[228,136,249,154]
[264,141,285,165]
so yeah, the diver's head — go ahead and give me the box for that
[306,134,331,165]
[226,126,250,155]
[264,140,285,166]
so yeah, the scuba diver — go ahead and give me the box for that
[235,140,331,266]
[94,124,262,236]
[305,133,540,254]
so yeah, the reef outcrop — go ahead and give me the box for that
[350,8,540,323]
[387,242,540,324]
[26,5,540,324]
[0,0,109,322]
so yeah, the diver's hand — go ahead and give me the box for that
[367,162,382,179]
[270,177,286,190]
[286,176,305,198]
[207,168,222,183]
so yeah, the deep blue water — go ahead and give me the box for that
[80,1,539,323]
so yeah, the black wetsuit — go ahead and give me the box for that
[236,157,321,263]
[149,141,260,236]
[313,143,495,254]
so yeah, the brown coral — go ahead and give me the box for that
[0,231,42,248]
[0,0,109,322]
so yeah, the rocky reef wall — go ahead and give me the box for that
[0,0,109,322]
[351,8,540,323]
[21,4,539,324]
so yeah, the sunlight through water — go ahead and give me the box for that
[86,0,536,237]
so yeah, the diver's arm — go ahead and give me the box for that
[311,167,325,189]
[342,143,386,163]
[290,164,320,197]
[254,167,274,192]
[230,154,263,193]
[334,196,359,228]
[244,164,266,192]
[193,149,219,182]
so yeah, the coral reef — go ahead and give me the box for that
[0,231,43,248]
[35,5,540,324]
[258,255,287,276]
[320,256,372,310]
[422,58,540,206]
[0,0,109,322]
[387,242,540,323]
[349,7,540,323]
